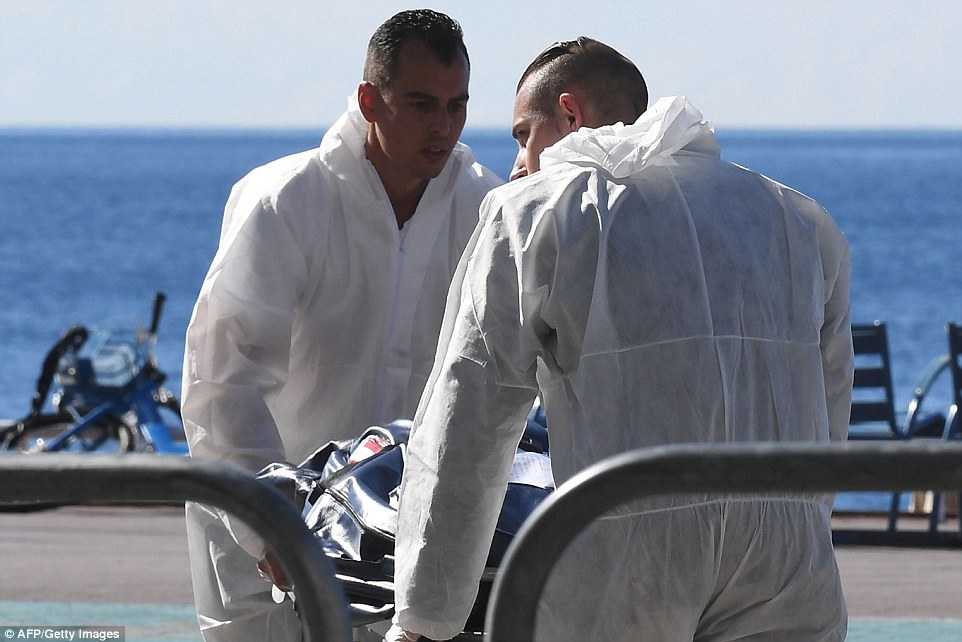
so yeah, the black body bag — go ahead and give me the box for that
[257,418,552,631]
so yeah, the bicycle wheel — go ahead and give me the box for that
[6,413,134,454]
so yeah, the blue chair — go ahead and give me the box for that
[848,322,944,442]
[848,322,902,440]
[846,322,947,532]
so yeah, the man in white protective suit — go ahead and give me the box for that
[181,10,503,641]
[388,38,853,641]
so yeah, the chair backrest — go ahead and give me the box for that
[945,322,962,440]
[948,322,962,408]
[849,322,898,436]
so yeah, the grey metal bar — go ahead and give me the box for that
[484,441,962,641]
[0,454,352,642]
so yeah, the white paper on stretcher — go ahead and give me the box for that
[509,451,554,490]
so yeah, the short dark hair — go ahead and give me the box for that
[364,9,469,87]
[517,37,648,126]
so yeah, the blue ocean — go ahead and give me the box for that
[2,127,961,445]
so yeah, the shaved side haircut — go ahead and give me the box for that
[518,37,648,126]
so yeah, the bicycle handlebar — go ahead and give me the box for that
[30,325,89,417]
[149,292,167,338]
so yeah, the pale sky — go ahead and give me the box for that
[2,0,960,132]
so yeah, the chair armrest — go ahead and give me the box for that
[943,405,960,440]
[903,355,951,436]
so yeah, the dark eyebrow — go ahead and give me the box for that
[404,90,469,103]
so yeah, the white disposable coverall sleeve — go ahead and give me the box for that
[394,192,567,640]
[813,195,854,442]
[183,166,313,555]
[186,193,303,467]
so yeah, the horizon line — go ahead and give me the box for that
[2,124,962,135]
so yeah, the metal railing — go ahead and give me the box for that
[0,455,352,642]
[484,441,962,641]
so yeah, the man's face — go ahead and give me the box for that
[365,40,470,187]
[510,79,567,180]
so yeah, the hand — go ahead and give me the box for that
[256,549,293,592]
[383,622,421,642]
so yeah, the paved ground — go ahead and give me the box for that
[1,505,961,638]
[0,506,194,604]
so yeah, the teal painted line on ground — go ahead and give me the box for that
[2,602,962,641]
[847,619,962,642]
[0,602,201,641]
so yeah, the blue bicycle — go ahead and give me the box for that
[1,293,188,455]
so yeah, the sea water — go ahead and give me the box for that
[1,127,960,441]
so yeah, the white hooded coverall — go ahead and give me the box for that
[181,96,502,641]
[394,97,854,641]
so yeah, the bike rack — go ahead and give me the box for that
[0,455,352,642]
[485,441,962,641]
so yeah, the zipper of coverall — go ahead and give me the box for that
[372,215,407,422]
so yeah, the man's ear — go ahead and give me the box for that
[558,93,585,132]
[357,82,379,124]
